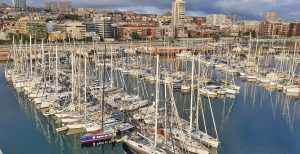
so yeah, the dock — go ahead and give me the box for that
[0,51,12,62]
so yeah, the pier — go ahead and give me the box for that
[2,36,300,153]
[0,51,12,62]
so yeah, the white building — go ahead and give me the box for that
[46,22,66,32]
[172,0,187,38]
[65,22,86,39]
[206,14,226,26]
[93,15,113,39]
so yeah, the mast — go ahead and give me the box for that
[247,32,252,70]
[55,45,58,92]
[42,39,45,84]
[110,45,113,88]
[19,37,25,73]
[71,43,74,109]
[154,55,159,148]
[208,95,219,140]
[164,71,167,144]
[198,59,208,134]
[102,45,107,131]
[84,53,87,122]
[48,43,51,85]
[12,35,16,71]
[189,56,195,140]
[30,35,33,75]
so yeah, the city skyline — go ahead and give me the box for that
[2,0,300,20]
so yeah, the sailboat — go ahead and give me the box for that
[124,55,167,154]
[80,128,115,144]
[80,46,114,144]
[124,133,167,154]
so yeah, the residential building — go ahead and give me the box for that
[241,20,261,34]
[172,0,187,38]
[84,22,97,33]
[53,24,66,32]
[121,25,165,40]
[93,16,113,38]
[58,2,72,13]
[112,25,123,40]
[44,2,72,13]
[15,17,28,34]
[45,2,58,12]
[26,19,47,38]
[48,31,67,42]
[46,21,56,32]
[65,22,86,39]
[264,20,290,37]
[206,14,226,26]
[46,22,66,32]
[13,0,26,9]
[15,17,47,38]
[289,21,300,37]
[265,11,277,23]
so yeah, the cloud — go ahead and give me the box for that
[3,0,300,20]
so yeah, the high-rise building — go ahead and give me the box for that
[172,0,185,27]
[45,2,58,12]
[172,0,187,38]
[289,21,300,37]
[45,2,72,13]
[93,16,113,39]
[13,0,26,9]
[58,2,72,13]
[265,11,277,23]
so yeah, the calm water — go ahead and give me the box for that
[0,62,300,154]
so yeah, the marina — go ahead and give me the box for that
[0,0,300,152]
[1,37,300,154]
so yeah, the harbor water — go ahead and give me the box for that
[0,62,300,154]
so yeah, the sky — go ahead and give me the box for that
[3,0,300,20]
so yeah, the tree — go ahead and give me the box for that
[252,30,256,38]
[243,30,256,38]
[85,37,93,42]
[64,14,80,20]
[130,32,140,40]
[212,32,221,42]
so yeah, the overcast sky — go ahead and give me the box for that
[3,0,300,20]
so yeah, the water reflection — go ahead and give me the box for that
[5,54,300,154]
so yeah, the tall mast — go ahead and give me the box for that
[247,32,252,68]
[12,35,16,70]
[102,45,107,131]
[48,43,51,85]
[84,54,87,122]
[154,55,159,148]
[208,95,219,140]
[30,35,33,75]
[189,56,195,140]
[110,45,113,88]
[42,39,45,83]
[164,71,167,144]
[71,44,74,108]
[20,37,23,73]
[55,45,58,92]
